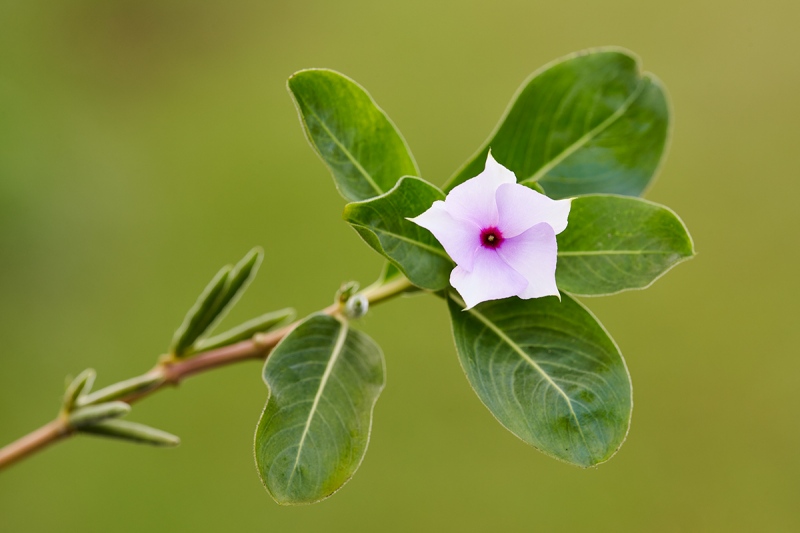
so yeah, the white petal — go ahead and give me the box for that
[408,201,480,271]
[497,223,559,299]
[444,152,516,228]
[483,150,519,183]
[450,247,527,309]
[495,182,571,237]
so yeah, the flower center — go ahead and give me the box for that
[479,227,504,249]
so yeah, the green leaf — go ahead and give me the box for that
[78,419,180,447]
[76,373,163,407]
[557,195,695,295]
[170,265,230,356]
[448,292,631,467]
[170,247,264,357]
[68,402,131,428]
[192,308,296,353]
[335,281,360,304]
[219,247,263,314]
[62,368,96,412]
[288,69,419,201]
[378,262,401,284]
[444,48,669,199]
[538,76,670,199]
[524,181,546,194]
[343,176,453,290]
[255,314,385,505]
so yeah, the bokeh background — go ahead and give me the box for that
[1,1,798,531]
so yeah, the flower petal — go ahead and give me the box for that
[408,201,480,271]
[450,247,528,309]
[445,152,516,228]
[482,150,519,183]
[497,223,559,299]
[495,182,572,237]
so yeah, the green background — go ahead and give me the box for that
[1,0,797,531]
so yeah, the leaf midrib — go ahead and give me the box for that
[287,319,349,487]
[522,79,647,185]
[350,223,452,260]
[558,249,682,256]
[454,294,591,452]
[303,101,383,197]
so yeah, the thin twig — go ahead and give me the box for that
[0,277,413,472]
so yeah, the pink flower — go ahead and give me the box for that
[409,153,571,309]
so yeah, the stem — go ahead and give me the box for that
[0,419,71,470]
[0,276,414,472]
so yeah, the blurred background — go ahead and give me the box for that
[1,0,798,531]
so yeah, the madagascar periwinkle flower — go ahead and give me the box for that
[409,152,571,309]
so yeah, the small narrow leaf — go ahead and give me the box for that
[335,282,360,304]
[76,373,163,407]
[62,369,96,412]
[344,176,453,290]
[444,48,669,199]
[79,420,180,447]
[288,69,419,201]
[192,308,296,353]
[170,265,231,356]
[216,247,264,320]
[557,195,695,295]
[68,402,131,428]
[255,314,385,505]
[171,247,264,357]
[448,292,632,467]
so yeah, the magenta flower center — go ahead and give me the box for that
[479,226,504,249]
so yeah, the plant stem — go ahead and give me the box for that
[0,419,71,470]
[0,276,414,472]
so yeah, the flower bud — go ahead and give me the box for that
[344,294,369,319]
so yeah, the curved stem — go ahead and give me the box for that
[0,276,414,472]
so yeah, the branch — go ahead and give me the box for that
[0,276,413,471]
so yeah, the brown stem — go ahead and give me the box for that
[0,277,413,471]
[0,419,72,470]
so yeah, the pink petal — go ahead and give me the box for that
[450,247,528,309]
[495,182,571,237]
[445,152,516,228]
[497,223,559,299]
[408,201,480,271]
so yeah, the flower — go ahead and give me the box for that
[409,152,571,309]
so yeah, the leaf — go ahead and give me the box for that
[557,195,695,295]
[448,292,631,467]
[378,262,402,284]
[288,69,419,201]
[62,368,96,412]
[537,76,670,199]
[343,176,453,290]
[444,48,669,199]
[335,281,360,304]
[76,373,163,408]
[170,247,264,357]
[192,308,296,353]
[68,402,131,428]
[78,420,180,447]
[170,265,231,356]
[255,314,385,505]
